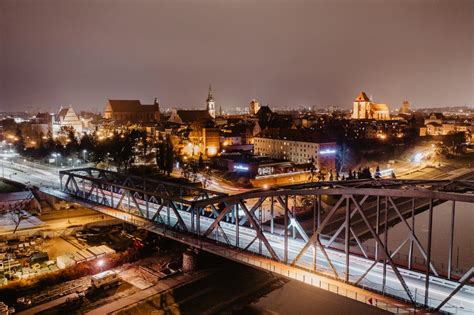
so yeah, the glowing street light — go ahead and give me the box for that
[51,153,61,166]
[413,152,423,163]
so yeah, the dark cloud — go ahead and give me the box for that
[0,0,472,112]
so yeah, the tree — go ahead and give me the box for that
[65,128,79,156]
[443,132,466,156]
[336,141,350,174]
[79,133,95,153]
[156,140,166,173]
[165,140,174,176]
[14,127,25,153]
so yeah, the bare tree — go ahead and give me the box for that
[3,191,34,234]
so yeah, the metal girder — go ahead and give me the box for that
[316,237,340,279]
[194,185,474,208]
[350,195,415,304]
[291,195,346,265]
[434,267,474,312]
[326,195,369,248]
[239,197,266,226]
[387,197,438,276]
[168,200,188,232]
[276,196,309,242]
[239,201,280,261]
[59,168,473,311]
[203,203,234,237]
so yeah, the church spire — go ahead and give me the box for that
[206,83,214,102]
[206,83,216,118]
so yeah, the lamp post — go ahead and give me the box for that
[1,157,6,178]
[52,153,61,167]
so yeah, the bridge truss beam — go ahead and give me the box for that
[59,168,474,313]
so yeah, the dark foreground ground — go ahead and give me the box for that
[118,257,388,315]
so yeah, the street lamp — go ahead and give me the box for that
[52,153,61,167]
[1,157,6,178]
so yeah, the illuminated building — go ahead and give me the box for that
[249,99,261,115]
[103,99,160,122]
[206,84,216,118]
[400,100,411,114]
[51,106,83,136]
[253,128,336,171]
[352,91,390,120]
[168,109,212,124]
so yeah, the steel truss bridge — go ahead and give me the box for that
[57,167,474,314]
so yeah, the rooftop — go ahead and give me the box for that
[256,128,336,143]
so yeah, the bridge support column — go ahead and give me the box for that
[145,194,149,219]
[382,196,388,294]
[345,196,350,282]
[235,204,239,247]
[196,207,201,236]
[284,196,288,263]
[110,185,114,208]
[270,196,274,234]
[167,201,171,226]
[424,199,434,307]
[375,196,380,261]
[190,206,195,233]
[259,204,262,255]
[292,195,296,239]
[312,195,317,270]
[448,200,455,280]
[408,198,415,270]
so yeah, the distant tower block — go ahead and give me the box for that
[249,99,261,115]
[400,100,411,114]
[206,84,216,118]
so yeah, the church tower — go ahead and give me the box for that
[206,84,216,118]
[352,91,371,119]
[249,99,261,115]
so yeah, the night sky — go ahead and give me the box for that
[0,0,472,112]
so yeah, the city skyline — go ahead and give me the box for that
[1,0,473,112]
[0,1,473,313]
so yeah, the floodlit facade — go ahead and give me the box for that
[352,91,390,120]
[206,85,216,118]
[253,128,336,171]
[103,99,160,122]
[249,99,261,115]
[51,106,83,136]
